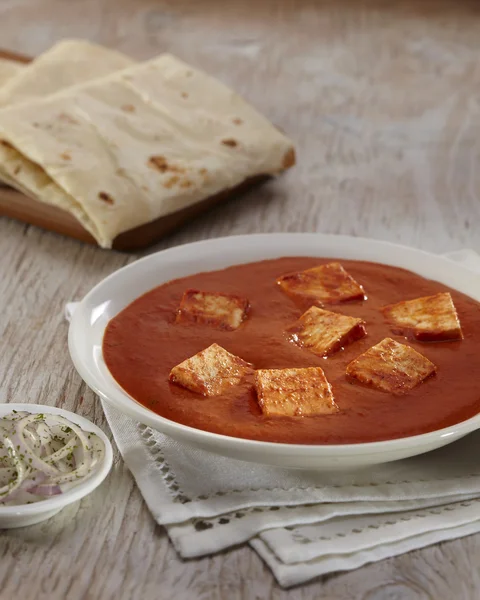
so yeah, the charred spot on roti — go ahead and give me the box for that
[221,138,238,148]
[13,165,21,175]
[164,175,180,189]
[232,118,243,125]
[198,168,209,183]
[60,151,71,161]
[180,179,193,188]
[58,113,78,125]
[282,147,296,169]
[181,92,189,98]
[116,167,127,177]
[121,104,136,113]
[148,156,186,174]
[98,191,115,205]
[148,155,168,172]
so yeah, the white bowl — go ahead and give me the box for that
[68,233,480,470]
[0,403,113,528]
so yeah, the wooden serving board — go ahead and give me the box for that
[0,49,269,251]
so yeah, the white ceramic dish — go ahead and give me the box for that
[68,233,480,470]
[0,403,113,528]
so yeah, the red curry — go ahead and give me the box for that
[103,257,480,444]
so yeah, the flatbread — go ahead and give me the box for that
[0,39,134,107]
[0,58,24,87]
[0,40,133,189]
[0,54,295,248]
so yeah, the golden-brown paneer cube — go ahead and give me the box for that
[277,262,366,305]
[382,292,463,342]
[169,343,253,396]
[176,289,249,331]
[346,338,436,394]
[254,367,338,417]
[287,306,367,357]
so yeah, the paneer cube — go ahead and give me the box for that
[382,292,463,342]
[277,262,365,305]
[176,289,249,331]
[169,343,253,396]
[254,367,338,417]
[346,338,436,394]
[287,306,367,357]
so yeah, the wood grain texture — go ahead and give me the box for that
[1,0,480,598]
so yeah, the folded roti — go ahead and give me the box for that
[0,40,133,188]
[0,59,24,86]
[0,39,134,107]
[0,54,295,248]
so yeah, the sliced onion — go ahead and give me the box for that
[0,411,105,506]
[0,437,31,501]
[27,484,62,496]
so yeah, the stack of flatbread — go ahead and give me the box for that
[0,40,295,248]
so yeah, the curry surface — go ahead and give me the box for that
[103,258,480,444]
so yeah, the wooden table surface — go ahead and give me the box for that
[1,0,480,598]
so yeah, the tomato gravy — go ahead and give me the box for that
[103,258,480,444]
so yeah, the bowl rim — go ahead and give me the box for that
[68,232,480,458]
[0,403,113,515]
